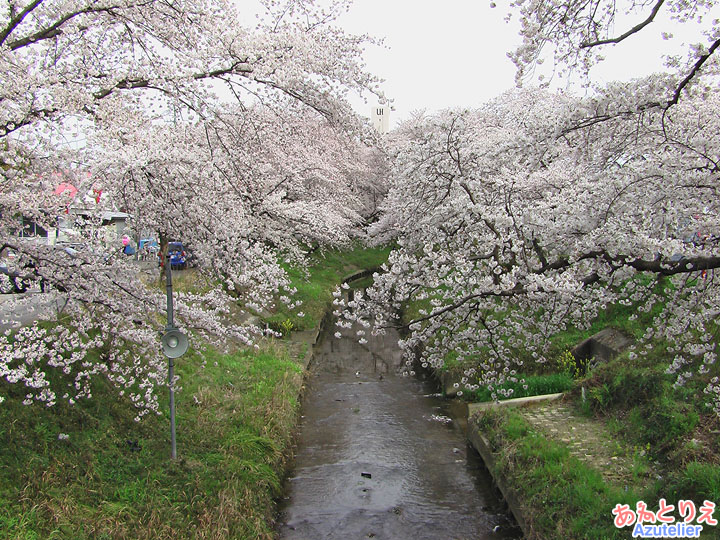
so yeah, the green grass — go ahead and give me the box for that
[545,275,673,360]
[477,408,646,539]
[145,267,214,294]
[0,341,306,539]
[464,373,575,403]
[0,244,391,538]
[575,351,711,456]
[265,245,391,333]
[665,462,720,503]
[348,275,374,290]
[421,270,719,536]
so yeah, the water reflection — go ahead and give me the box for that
[277,320,522,540]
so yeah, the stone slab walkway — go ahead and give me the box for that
[515,400,653,488]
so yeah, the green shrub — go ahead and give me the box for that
[665,462,720,503]
[465,373,574,402]
[584,361,670,412]
[618,395,700,456]
[587,383,612,413]
[609,367,668,408]
[556,349,590,379]
[634,397,699,452]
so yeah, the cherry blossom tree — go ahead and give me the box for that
[0,0,383,415]
[506,0,720,411]
[343,85,720,416]
[337,0,720,416]
[507,0,720,103]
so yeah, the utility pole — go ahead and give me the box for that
[161,253,188,459]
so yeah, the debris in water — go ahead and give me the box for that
[361,472,372,479]
[452,447,461,454]
[429,414,452,424]
[493,525,501,533]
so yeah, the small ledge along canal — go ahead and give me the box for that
[276,309,522,539]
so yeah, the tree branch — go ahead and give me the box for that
[91,60,254,100]
[400,249,720,328]
[398,287,521,329]
[580,0,665,48]
[0,0,43,47]
[7,4,126,51]
[667,37,720,107]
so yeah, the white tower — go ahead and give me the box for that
[371,104,390,134]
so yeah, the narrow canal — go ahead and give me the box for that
[276,316,522,539]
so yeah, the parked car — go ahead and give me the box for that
[0,246,54,294]
[165,241,188,270]
[0,244,80,294]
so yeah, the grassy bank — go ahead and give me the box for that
[405,274,720,536]
[476,406,646,539]
[474,381,720,539]
[577,350,720,499]
[469,339,720,539]
[0,246,390,539]
[463,373,574,402]
[264,245,391,334]
[0,342,306,539]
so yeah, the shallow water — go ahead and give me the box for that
[276,322,522,540]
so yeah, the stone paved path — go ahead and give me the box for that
[518,401,652,488]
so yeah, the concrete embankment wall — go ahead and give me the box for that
[466,419,532,537]
[464,393,564,540]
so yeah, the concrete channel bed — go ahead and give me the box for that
[288,317,554,538]
[285,273,543,537]
[282,312,522,538]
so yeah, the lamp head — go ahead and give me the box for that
[161,328,188,358]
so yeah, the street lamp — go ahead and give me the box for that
[161,252,188,459]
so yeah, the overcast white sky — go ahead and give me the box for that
[337,0,521,126]
[335,0,715,128]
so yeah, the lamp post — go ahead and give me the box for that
[161,253,188,460]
